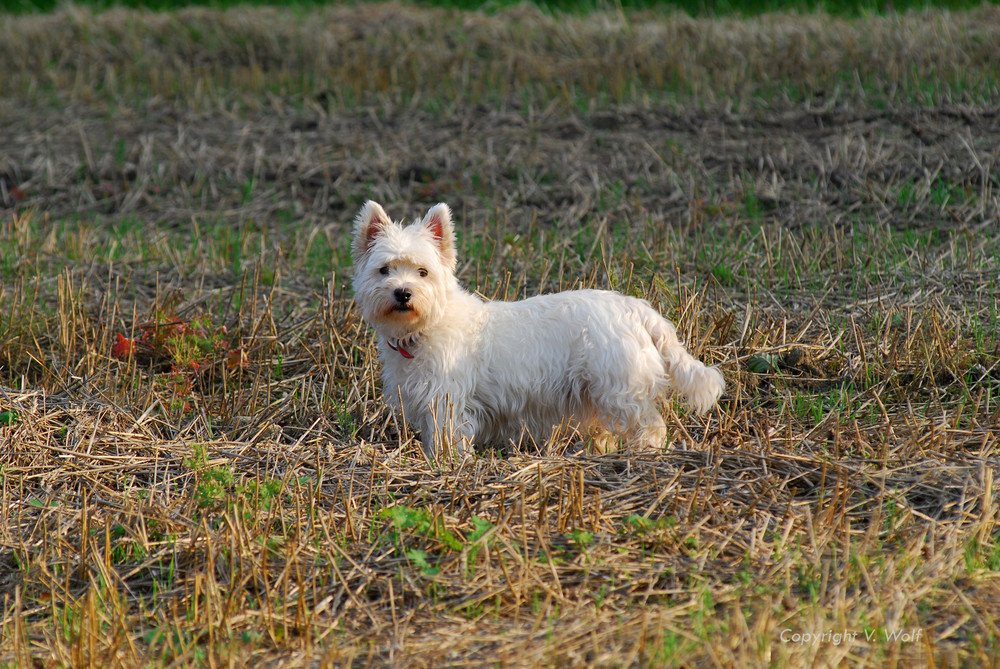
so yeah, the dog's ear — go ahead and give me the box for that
[353,201,392,261]
[422,203,457,271]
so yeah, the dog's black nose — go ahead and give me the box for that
[394,287,411,304]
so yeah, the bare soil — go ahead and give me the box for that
[4,101,999,235]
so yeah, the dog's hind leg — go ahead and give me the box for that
[627,404,668,450]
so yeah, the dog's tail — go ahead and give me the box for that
[643,312,725,414]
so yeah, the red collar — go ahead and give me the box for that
[387,339,414,359]
[387,334,420,359]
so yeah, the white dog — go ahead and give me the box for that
[352,201,725,461]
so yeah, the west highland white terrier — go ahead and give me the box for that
[352,200,725,461]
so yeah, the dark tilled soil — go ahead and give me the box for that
[3,102,998,234]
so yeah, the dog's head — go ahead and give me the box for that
[351,201,457,339]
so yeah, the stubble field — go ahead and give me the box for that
[1,3,999,667]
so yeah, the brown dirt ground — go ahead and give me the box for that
[3,101,998,235]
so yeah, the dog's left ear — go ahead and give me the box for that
[422,203,457,271]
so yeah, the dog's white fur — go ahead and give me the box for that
[352,200,725,461]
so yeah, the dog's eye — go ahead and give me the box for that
[418,268,428,278]
[379,265,390,276]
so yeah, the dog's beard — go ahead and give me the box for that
[381,299,417,316]
[363,289,426,336]
[383,303,420,322]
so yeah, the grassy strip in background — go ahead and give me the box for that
[2,0,998,16]
[2,4,999,112]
